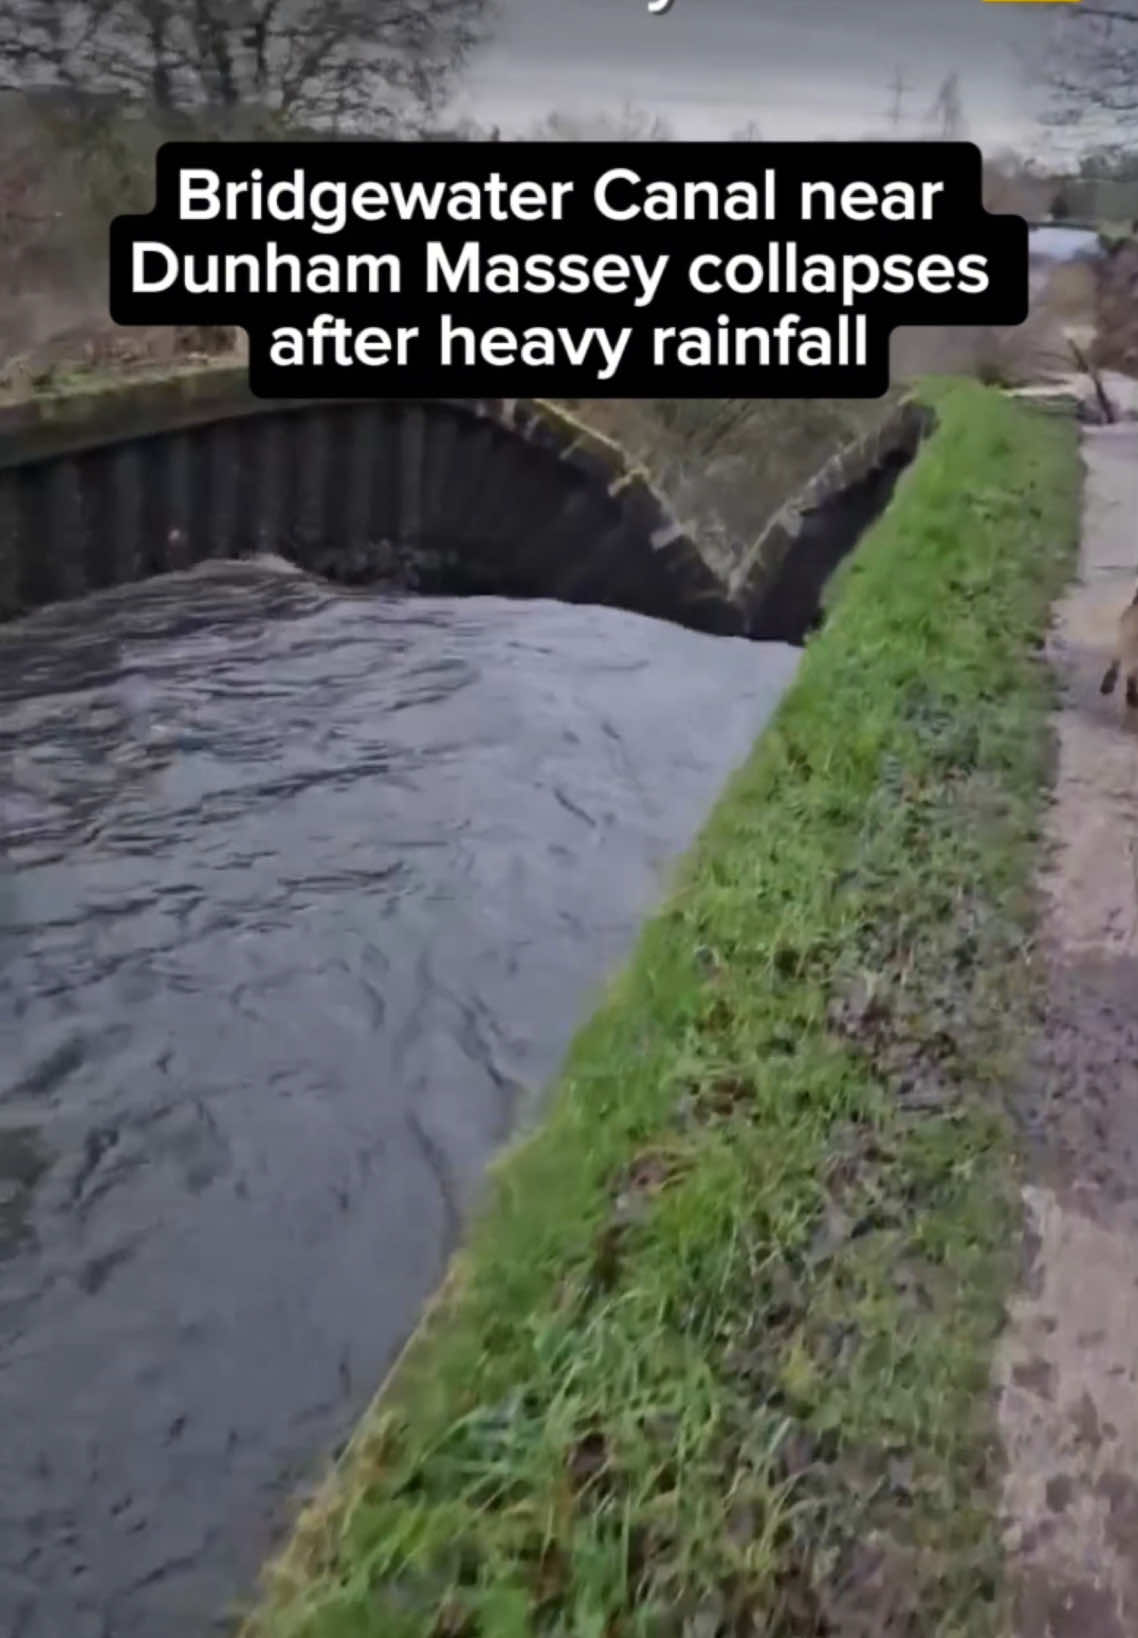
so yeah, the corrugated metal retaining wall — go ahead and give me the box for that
[0,366,931,637]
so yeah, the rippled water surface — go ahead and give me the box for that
[0,561,799,1637]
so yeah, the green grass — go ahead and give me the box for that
[242,380,1081,1638]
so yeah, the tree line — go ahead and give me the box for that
[0,0,496,135]
[0,1,1134,159]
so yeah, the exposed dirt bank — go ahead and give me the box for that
[1091,239,1138,379]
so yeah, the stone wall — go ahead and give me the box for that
[730,394,933,638]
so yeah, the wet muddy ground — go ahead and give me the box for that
[995,421,1138,1636]
[0,564,799,1637]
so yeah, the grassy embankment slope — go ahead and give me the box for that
[244,380,1080,1638]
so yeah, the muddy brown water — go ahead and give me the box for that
[0,560,799,1637]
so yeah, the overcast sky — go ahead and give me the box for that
[455,0,1061,154]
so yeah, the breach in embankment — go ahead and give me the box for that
[0,366,931,640]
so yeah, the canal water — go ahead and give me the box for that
[0,559,800,1636]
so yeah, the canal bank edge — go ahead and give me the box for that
[239,379,1081,1638]
[0,364,928,636]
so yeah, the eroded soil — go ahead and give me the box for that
[996,421,1138,1637]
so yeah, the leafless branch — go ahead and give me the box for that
[1039,0,1138,136]
[0,0,497,132]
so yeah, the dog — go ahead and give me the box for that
[1100,587,1138,709]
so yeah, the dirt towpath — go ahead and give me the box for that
[995,418,1138,1637]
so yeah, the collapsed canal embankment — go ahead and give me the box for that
[241,379,1081,1638]
[0,369,938,1638]
[0,366,927,642]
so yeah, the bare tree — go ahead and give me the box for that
[0,0,497,133]
[1041,1,1138,129]
[729,118,763,141]
[1035,1,1138,227]
[1041,1,1138,147]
